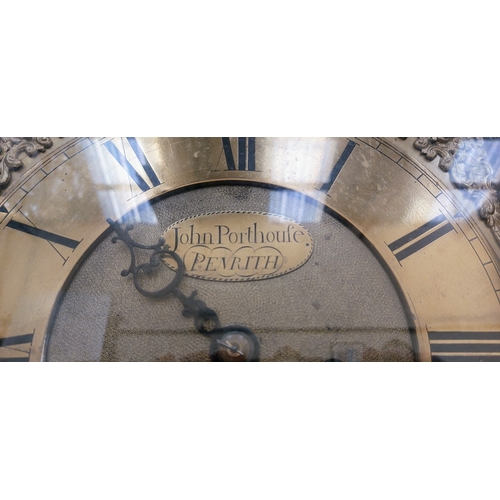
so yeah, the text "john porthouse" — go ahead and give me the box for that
[170,223,305,252]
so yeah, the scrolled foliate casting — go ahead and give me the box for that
[413,137,500,245]
[413,137,462,171]
[0,137,53,189]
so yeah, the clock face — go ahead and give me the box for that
[0,137,499,362]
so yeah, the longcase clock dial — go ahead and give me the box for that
[0,137,498,361]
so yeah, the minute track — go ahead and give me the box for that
[0,137,497,362]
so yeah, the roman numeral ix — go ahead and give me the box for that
[6,219,80,249]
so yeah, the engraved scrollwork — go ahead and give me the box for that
[0,137,53,189]
[413,137,500,246]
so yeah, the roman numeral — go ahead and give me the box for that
[319,140,356,193]
[388,214,454,262]
[0,332,34,362]
[0,204,7,224]
[104,137,161,191]
[222,138,256,171]
[429,330,500,362]
[6,219,80,249]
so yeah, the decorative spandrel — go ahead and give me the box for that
[0,138,53,189]
[412,137,500,246]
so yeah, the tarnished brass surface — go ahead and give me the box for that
[0,137,498,362]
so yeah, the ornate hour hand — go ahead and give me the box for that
[106,218,184,298]
[107,219,260,361]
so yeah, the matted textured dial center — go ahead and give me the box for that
[47,185,414,362]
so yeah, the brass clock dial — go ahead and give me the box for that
[0,137,498,361]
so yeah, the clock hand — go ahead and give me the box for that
[173,288,221,334]
[107,218,220,332]
[106,218,184,298]
[107,219,260,361]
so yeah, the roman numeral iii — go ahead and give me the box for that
[429,330,500,362]
[0,333,34,362]
[388,214,454,262]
